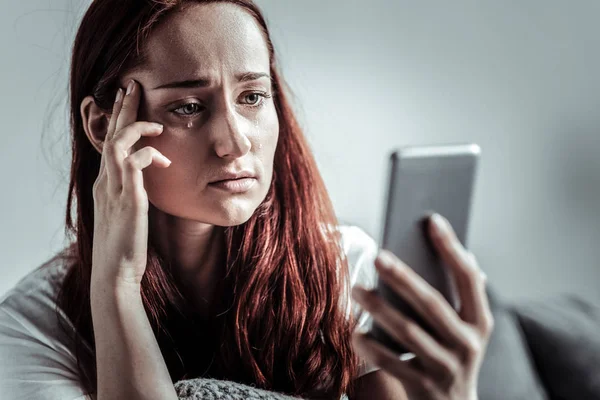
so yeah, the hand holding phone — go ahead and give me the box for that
[350,144,494,400]
[371,143,481,354]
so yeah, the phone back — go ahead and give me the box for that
[370,143,481,354]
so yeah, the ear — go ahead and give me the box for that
[80,95,111,154]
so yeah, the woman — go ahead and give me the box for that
[0,0,493,399]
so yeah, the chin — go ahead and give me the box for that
[211,206,258,227]
[205,181,271,227]
[200,193,264,226]
[148,196,261,227]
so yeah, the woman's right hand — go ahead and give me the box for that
[91,79,171,288]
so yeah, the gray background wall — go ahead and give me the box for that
[1,0,599,303]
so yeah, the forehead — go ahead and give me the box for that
[137,3,270,83]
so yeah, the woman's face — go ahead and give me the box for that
[120,2,279,226]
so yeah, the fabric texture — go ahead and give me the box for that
[476,287,548,400]
[174,377,305,399]
[0,225,381,400]
[513,295,600,400]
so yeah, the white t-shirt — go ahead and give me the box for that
[0,225,381,400]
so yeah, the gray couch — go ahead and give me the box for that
[478,287,600,400]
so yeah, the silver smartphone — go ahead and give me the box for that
[368,143,481,355]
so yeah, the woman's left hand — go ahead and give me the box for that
[351,213,494,400]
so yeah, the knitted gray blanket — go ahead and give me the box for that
[174,378,305,400]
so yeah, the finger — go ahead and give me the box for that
[428,214,493,334]
[106,88,125,142]
[122,146,171,199]
[352,287,460,380]
[375,250,468,348]
[99,88,124,175]
[465,251,494,337]
[112,121,164,156]
[352,331,424,384]
[115,79,141,134]
[103,122,164,193]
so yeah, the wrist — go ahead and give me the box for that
[90,274,142,303]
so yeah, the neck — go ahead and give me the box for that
[148,203,226,316]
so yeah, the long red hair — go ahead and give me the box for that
[56,0,360,398]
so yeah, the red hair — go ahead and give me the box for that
[57,0,360,398]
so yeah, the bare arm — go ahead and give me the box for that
[83,80,176,400]
[350,370,408,400]
[91,280,177,400]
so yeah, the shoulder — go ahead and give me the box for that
[0,246,92,399]
[334,224,383,378]
[0,246,77,336]
[334,224,380,289]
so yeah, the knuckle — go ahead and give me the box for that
[463,265,483,286]
[475,269,487,285]
[462,338,482,358]
[144,145,158,156]
[467,251,480,267]
[123,156,137,171]
[463,253,478,271]
[439,358,459,379]
[482,313,495,336]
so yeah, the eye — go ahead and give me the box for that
[172,102,204,117]
[240,91,271,107]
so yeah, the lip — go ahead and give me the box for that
[210,170,255,182]
[208,177,256,193]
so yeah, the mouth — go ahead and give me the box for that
[208,177,257,193]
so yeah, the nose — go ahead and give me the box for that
[212,103,252,159]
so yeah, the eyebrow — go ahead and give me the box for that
[151,72,271,90]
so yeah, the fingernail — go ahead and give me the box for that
[431,213,447,235]
[126,80,135,95]
[152,123,164,131]
[115,88,123,103]
[356,324,370,334]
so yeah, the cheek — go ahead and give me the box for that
[137,132,202,188]
[134,127,197,159]
[258,108,279,154]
